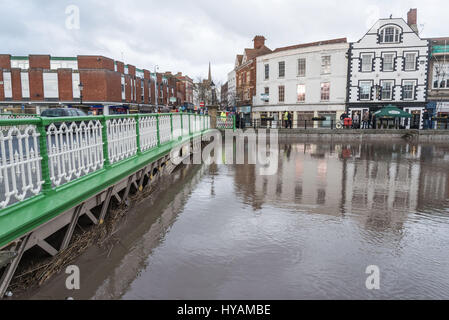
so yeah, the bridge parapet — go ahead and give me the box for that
[0,113,210,212]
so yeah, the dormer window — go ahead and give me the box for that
[379,26,401,43]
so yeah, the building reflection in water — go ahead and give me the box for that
[233,141,449,231]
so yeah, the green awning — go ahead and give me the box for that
[374,105,412,118]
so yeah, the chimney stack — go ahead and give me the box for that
[407,8,418,34]
[253,35,266,49]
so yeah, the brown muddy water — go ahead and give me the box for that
[22,141,449,300]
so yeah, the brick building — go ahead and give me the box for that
[175,72,194,107]
[0,54,193,114]
[234,36,272,111]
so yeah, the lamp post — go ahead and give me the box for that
[154,65,159,113]
[79,82,84,106]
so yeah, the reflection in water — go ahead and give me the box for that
[29,141,449,300]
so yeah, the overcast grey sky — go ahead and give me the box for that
[1,0,448,84]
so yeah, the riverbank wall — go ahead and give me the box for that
[232,129,449,143]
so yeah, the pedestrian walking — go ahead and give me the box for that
[353,112,360,129]
[362,111,369,129]
[284,111,289,128]
[288,112,293,129]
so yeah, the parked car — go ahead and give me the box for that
[41,108,89,131]
[41,108,87,117]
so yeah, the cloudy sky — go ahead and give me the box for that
[1,0,448,84]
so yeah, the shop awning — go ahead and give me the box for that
[374,105,412,118]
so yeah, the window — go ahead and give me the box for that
[298,58,306,77]
[246,71,250,83]
[381,80,394,100]
[383,53,395,71]
[403,81,415,100]
[361,54,373,72]
[321,56,331,74]
[72,73,80,99]
[432,63,449,89]
[121,75,125,100]
[404,53,417,71]
[359,81,371,100]
[11,59,29,69]
[278,61,285,78]
[264,87,269,103]
[21,72,30,98]
[297,84,305,102]
[379,26,401,43]
[141,81,144,102]
[43,73,59,98]
[278,85,285,102]
[320,82,330,101]
[264,64,269,80]
[2,72,12,98]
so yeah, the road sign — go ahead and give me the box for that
[200,102,205,107]
[170,97,177,103]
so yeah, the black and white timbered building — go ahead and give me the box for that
[347,9,429,129]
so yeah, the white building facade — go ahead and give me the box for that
[252,39,349,127]
[348,13,429,129]
[227,69,236,108]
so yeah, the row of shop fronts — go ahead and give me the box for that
[240,100,449,130]
[0,102,175,116]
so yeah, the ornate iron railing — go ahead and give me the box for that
[0,113,210,210]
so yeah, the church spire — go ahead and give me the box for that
[208,62,212,83]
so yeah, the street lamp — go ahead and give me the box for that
[154,65,159,113]
[79,82,84,105]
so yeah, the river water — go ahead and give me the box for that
[25,140,449,300]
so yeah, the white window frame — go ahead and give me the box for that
[21,72,30,98]
[321,56,331,74]
[320,82,330,101]
[278,61,285,78]
[361,54,373,72]
[72,73,80,99]
[297,84,305,102]
[402,80,415,100]
[298,58,306,77]
[3,72,12,98]
[382,53,395,71]
[359,81,372,100]
[43,72,59,98]
[380,80,394,100]
[379,26,401,43]
[278,85,285,103]
[404,52,417,71]
[264,64,269,80]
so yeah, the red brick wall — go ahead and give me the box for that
[77,56,114,71]
[11,68,22,100]
[125,75,131,102]
[29,69,44,101]
[79,70,108,101]
[105,71,121,102]
[116,61,124,74]
[127,65,136,77]
[57,69,73,101]
[29,55,50,69]
[150,76,155,105]
[0,55,11,69]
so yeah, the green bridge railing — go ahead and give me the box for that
[0,113,211,248]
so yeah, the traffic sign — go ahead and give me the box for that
[200,102,205,107]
